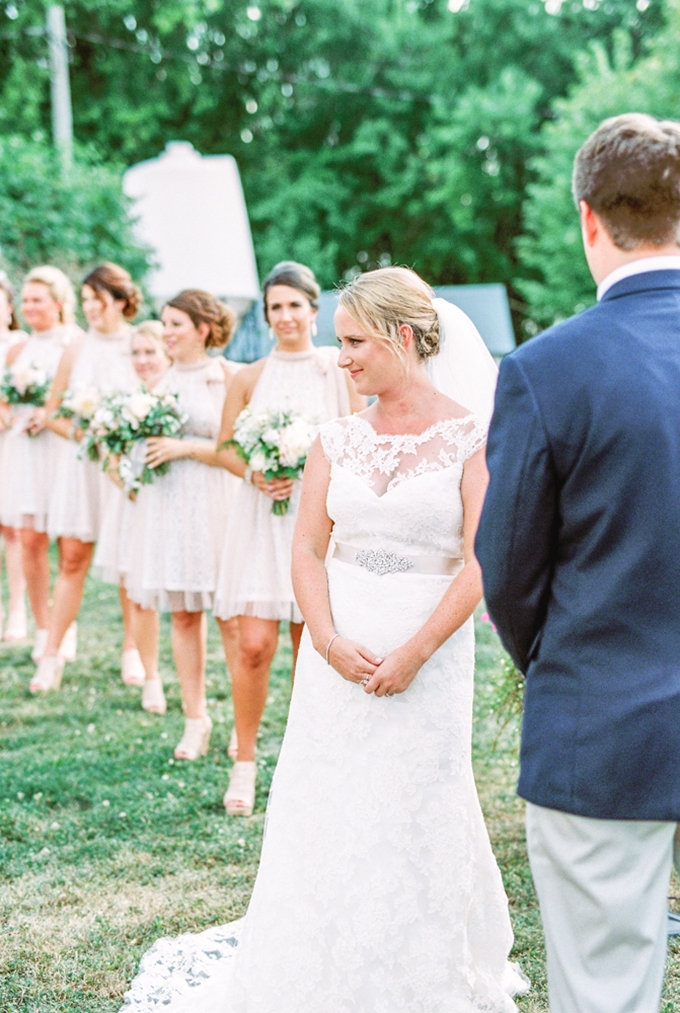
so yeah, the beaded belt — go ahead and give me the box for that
[333,541,459,576]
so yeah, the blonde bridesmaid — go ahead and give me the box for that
[0,267,83,659]
[94,320,171,715]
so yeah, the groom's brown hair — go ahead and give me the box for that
[573,113,680,250]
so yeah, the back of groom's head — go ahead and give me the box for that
[573,113,680,250]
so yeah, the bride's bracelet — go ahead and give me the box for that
[325,633,340,665]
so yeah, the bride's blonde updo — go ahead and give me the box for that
[338,267,440,361]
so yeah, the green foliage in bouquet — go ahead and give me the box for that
[0,362,49,406]
[84,389,187,491]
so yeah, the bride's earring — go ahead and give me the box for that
[311,321,318,339]
[268,327,275,342]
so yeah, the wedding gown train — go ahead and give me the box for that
[123,412,528,1012]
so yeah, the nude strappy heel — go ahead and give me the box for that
[224,761,257,817]
[174,715,212,760]
[30,656,65,694]
[122,648,146,686]
[142,678,166,716]
[59,622,78,662]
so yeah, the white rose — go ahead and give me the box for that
[261,428,281,448]
[73,387,100,419]
[11,366,31,394]
[126,391,155,421]
[249,451,268,473]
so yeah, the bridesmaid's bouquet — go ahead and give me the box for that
[55,387,101,431]
[0,362,50,406]
[226,407,315,515]
[83,388,187,491]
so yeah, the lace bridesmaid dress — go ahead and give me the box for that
[122,412,529,1013]
[213,346,350,623]
[48,327,138,543]
[123,358,237,613]
[0,325,80,532]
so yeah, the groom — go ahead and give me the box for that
[476,113,680,1012]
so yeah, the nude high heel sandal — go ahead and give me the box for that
[224,761,257,817]
[3,607,27,642]
[142,679,167,716]
[174,715,212,760]
[122,648,146,686]
[31,629,49,663]
[58,622,78,663]
[30,656,65,693]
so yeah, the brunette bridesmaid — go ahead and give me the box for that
[31,263,142,692]
[124,290,240,758]
[214,261,363,815]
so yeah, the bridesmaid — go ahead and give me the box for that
[31,263,142,693]
[0,267,82,660]
[214,260,364,815]
[94,320,171,715]
[0,276,28,642]
[124,290,239,758]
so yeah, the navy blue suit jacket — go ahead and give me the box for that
[475,270,680,820]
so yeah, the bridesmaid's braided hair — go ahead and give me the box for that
[82,262,142,320]
[166,289,237,350]
[338,267,440,362]
[262,261,320,321]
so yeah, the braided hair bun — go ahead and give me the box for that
[165,289,237,349]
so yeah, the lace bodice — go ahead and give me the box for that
[321,413,486,558]
[161,358,228,440]
[249,347,350,424]
[69,326,137,395]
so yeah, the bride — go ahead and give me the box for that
[122,267,528,1012]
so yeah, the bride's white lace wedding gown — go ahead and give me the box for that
[123,412,528,1013]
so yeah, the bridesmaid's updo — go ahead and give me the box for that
[0,275,20,330]
[339,267,440,361]
[24,265,76,324]
[82,262,142,319]
[262,261,320,321]
[165,289,237,350]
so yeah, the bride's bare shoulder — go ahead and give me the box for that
[435,393,474,421]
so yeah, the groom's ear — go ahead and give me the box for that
[579,200,600,249]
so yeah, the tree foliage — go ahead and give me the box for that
[0,136,150,285]
[0,0,669,322]
[518,1,680,329]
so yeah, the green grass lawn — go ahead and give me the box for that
[1,568,680,1012]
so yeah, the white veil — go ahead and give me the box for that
[425,297,498,427]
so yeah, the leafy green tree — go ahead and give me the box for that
[0,136,150,285]
[0,0,668,306]
[518,1,680,330]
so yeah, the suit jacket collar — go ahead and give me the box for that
[600,269,680,303]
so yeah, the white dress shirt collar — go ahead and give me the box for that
[597,256,680,301]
